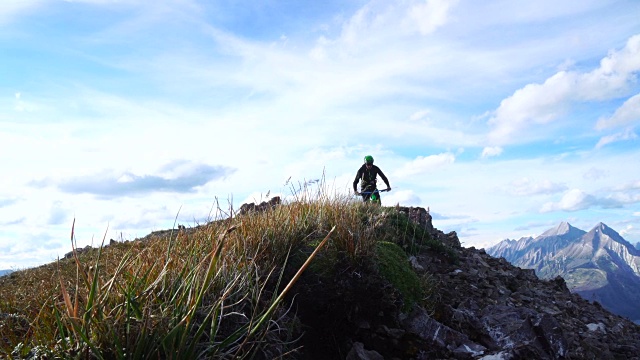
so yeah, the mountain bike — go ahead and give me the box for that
[357,188,390,204]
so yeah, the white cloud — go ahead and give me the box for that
[383,189,422,207]
[481,146,503,158]
[323,0,457,53]
[540,188,625,213]
[488,34,640,144]
[341,0,458,41]
[595,128,638,149]
[619,224,635,238]
[508,178,567,196]
[596,93,640,130]
[540,189,594,212]
[30,162,235,198]
[410,109,432,121]
[609,191,640,205]
[599,34,640,75]
[488,72,575,143]
[405,0,459,35]
[395,152,455,177]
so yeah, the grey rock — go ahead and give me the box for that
[346,342,384,360]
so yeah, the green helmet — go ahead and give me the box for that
[364,155,374,164]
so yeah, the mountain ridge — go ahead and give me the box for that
[487,222,640,322]
[0,270,12,277]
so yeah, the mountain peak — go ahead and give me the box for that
[587,222,631,247]
[541,221,580,237]
[590,222,617,236]
[595,221,605,228]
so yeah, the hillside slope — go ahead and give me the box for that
[288,208,640,359]
[1,204,640,359]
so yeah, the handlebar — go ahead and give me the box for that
[357,189,390,195]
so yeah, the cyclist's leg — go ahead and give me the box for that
[362,184,373,202]
[371,188,381,205]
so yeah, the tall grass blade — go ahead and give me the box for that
[249,225,335,337]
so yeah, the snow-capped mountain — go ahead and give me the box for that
[486,222,640,322]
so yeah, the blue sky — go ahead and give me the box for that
[1,0,640,269]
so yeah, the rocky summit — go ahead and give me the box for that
[287,208,640,359]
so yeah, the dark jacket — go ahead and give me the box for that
[353,164,390,192]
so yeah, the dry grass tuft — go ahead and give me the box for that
[0,183,395,359]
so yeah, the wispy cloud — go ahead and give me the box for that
[0,198,18,208]
[405,0,459,35]
[582,167,609,181]
[616,180,640,191]
[595,128,638,149]
[31,160,235,198]
[0,218,25,226]
[481,146,503,158]
[430,212,471,221]
[508,178,567,196]
[540,189,623,212]
[596,93,640,130]
[395,152,455,177]
[337,0,458,45]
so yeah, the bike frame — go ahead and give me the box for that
[359,189,389,203]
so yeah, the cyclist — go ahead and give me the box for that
[353,155,391,202]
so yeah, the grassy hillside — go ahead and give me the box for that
[0,192,446,359]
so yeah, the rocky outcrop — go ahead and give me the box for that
[238,196,281,216]
[292,207,640,359]
[396,206,461,248]
[422,245,640,359]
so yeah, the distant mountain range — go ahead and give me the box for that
[486,222,640,322]
[0,270,13,277]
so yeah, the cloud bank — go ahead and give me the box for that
[30,161,235,198]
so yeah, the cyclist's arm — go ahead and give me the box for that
[353,167,364,192]
[377,168,391,189]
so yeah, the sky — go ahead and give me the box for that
[1,0,640,270]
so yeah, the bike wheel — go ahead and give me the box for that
[370,192,381,205]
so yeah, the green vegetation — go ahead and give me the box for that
[0,187,449,359]
[377,209,457,263]
[375,241,423,311]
